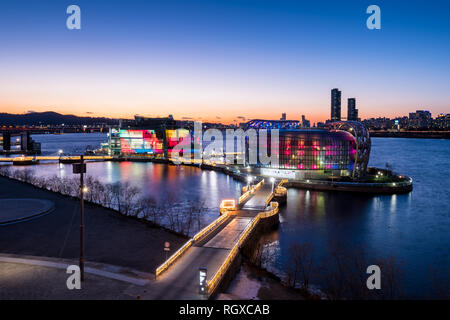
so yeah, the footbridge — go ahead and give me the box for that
[148,179,286,299]
[0,155,113,165]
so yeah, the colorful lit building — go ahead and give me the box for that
[105,116,371,180]
[243,120,371,179]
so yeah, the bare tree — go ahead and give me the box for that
[428,265,450,299]
[284,241,316,290]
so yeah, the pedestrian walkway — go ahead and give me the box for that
[0,199,54,225]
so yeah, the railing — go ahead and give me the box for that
[265,179,287,206]
[254,179,264,190]
[238,190,252,204]
[156,178,273,285]
[0,155,113,162]
[156,210,233,278]
[259,202,279,218]
[238,179,265,204]
[193,212,230,242]
[206,215,259,295]
[155,239,194,278]
[206,200,278,296]
[288,177,413,188]
[274,186,287,197]
[264,192,274,206]
[220,199,236,215]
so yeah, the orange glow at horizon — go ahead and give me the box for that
[1,101,435,126]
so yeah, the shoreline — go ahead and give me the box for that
[370,131,450,139]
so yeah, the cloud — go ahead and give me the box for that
[27,110,37,114]
[236,116,246,120]
[182,117,193,120]
[216,116,222,119]
[86,112,93,114]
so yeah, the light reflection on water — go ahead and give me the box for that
[6,134,449,298]
[267,138,450,298]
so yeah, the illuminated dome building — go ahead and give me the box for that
[243,120,371,180]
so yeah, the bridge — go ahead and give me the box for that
[0,155,113,165]
[143,178,286,299]
[0,130,40,155]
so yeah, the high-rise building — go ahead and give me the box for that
[301,115,310,127]
[331,88,341,121]
[280,113,286,121]
[409,110,432,128]
[347,98,358,121]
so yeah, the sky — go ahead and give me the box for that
[0,0,449,124]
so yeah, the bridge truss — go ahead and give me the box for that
[328,121,371,179]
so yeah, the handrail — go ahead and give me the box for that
[2,155,113,162]
[289,178,413,188]
[206,216,259,295]
[238,190,252,204]
[264,192,274,206]
[239,178,265,204]
[156,211,231,278]
[155,239,194,278]
[206,200,278,295]
[193,212,229,242]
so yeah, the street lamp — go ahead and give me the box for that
[72,155,86,281]
[247,176,253,189]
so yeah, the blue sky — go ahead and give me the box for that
[0,0,449,123]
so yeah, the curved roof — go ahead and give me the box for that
[276,129,356,142]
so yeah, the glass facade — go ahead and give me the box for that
[166,129,190,157]
[118,128,190,155]
[119,129,163,154]
[113,124,358,176]
[258,129,357,171]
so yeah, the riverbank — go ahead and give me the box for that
[370,131,450,139]
[0,176,186,274]
[219,262,311,300]
[0,176,311,300]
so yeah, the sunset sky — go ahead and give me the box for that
[0,0,449,124]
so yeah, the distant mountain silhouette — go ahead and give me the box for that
[0,112,119,126]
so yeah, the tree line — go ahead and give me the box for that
[0,166,208,237]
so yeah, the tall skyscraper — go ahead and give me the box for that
[301,115,310,127]
[331,88,341,121]
[347,98,358,121]
[280,113,286,120]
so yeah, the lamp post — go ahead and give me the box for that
[73,155,86,281]
[79,155,85,282]
[247,176,253,189]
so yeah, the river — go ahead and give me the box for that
[6,133,450,298]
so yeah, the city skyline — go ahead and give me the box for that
[1,0,450,124]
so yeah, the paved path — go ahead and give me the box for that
[0,199,54,225]
[242,184,273,210]
[150,181,273,299]
[0,176,186,274]
[203,217,253,249]
[0,254,153,300]
[0,176,274,300]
